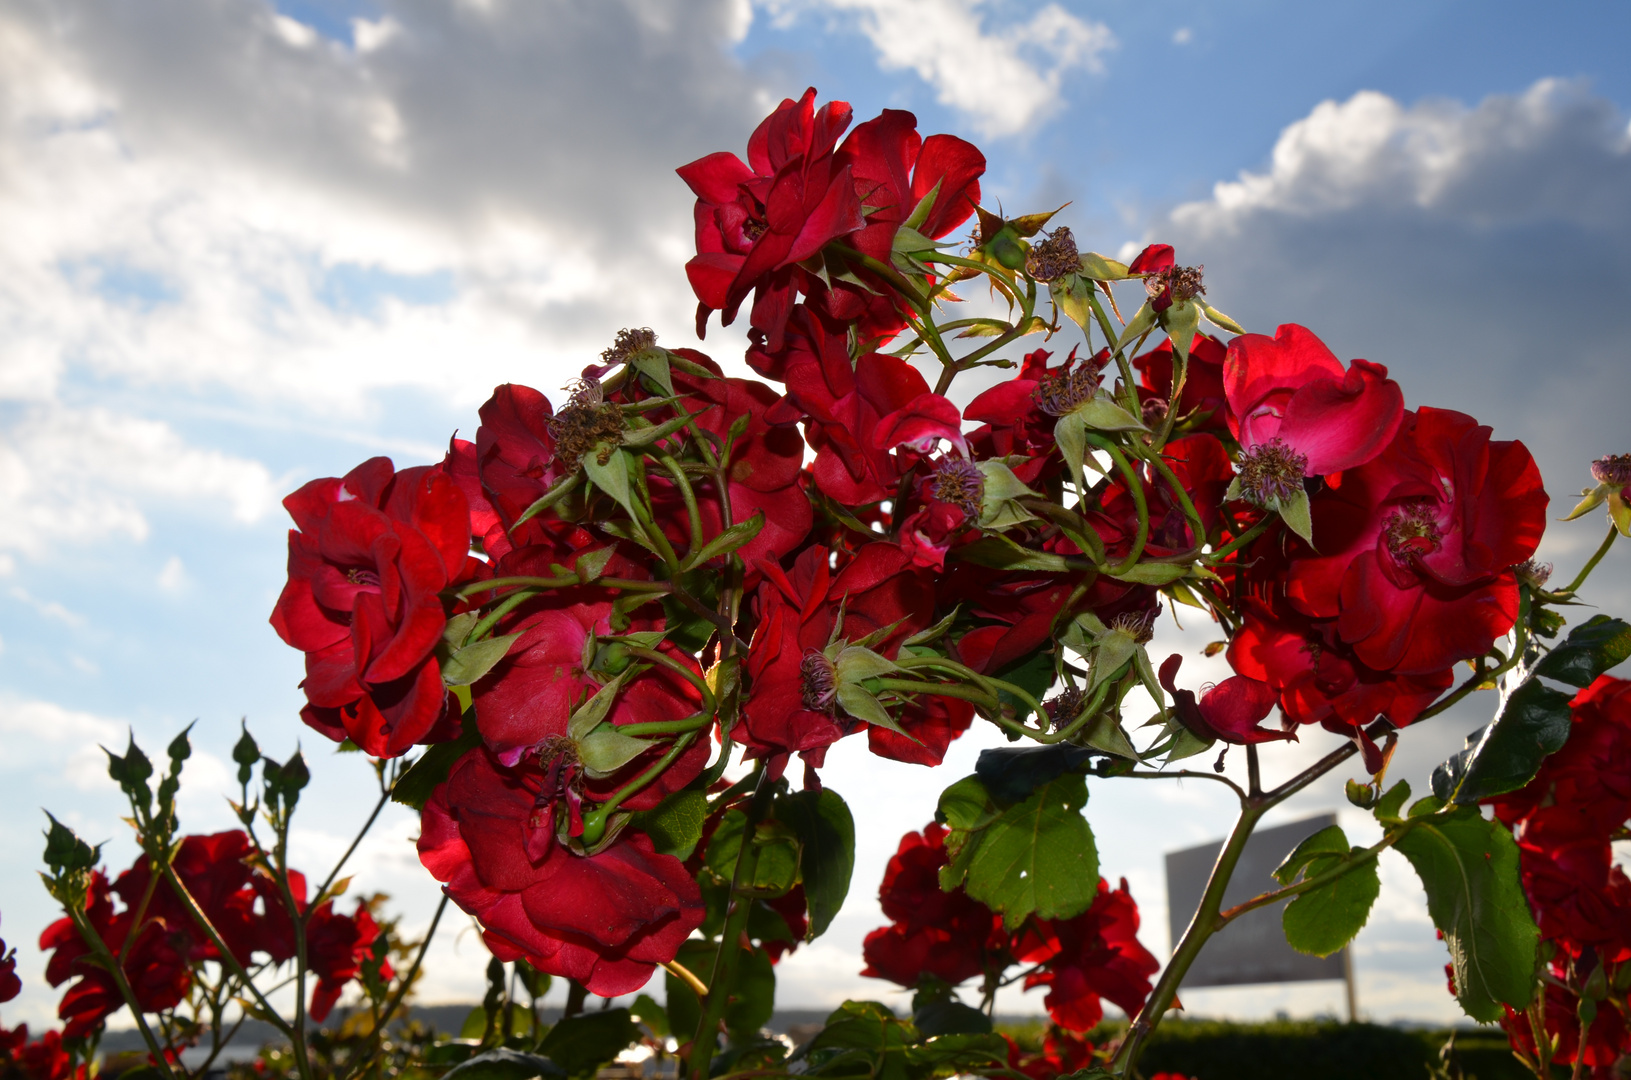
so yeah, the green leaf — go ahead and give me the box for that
[1054,410,1091,499]
[441,632,522,687]
[939,773,1099,928]
[1394,806,1539,1022]
[704,811,802,896]
[910,1000,992,1038]
[393,707,481,810]
[993,648,1056,725]
[1078,252,1133,281]
[806,1001,918,1080]
[567,669,633,741]
[955,534,1075,573]
[1106,561,1190,586]
[665,941,775,1045]
[974,745,1094,804]
[1162,298,1201,361]
[1374,779,1412,823]
[443,1048,565,1080]
[1271,825,1380,958]
[775,788,855,941]
[629,993,669,1038]
[1446,678,1573,804]
[936,774,999,833]
[683,511,765,570]
[906,1033,1011,1073]
[581,446,636,519]
[1049,276,1095,338]
[1072,394,1148,433]
[537,1009,638,1078]
[629,788,707,860]
[1532,614,1631,686]
[1272,825,1350,886]
[576,724,655,778]
[976,460,1043,530]
[1282,856,1379,958]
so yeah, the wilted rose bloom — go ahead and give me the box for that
[270,457,471,757]
[418,747,704,996]
[0,915,19,1004]
[1287,407,1548,674]
[1159,654,1292,745]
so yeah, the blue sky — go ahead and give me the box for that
[2,0,1630,1032]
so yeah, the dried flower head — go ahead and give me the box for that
[931,457,985,517]
[1033,360,1104,417]
[601,327,658,368]
[1516,559,1554,589]
[800,649,839,714]
[1145,264,1206,306]
[1112,609,1157,644]
[1043,686,1087,731]
[1025,226,1080,282]
[1234,437,1308,506]
[550,376,626,471]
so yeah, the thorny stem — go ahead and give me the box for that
[689,763,773,1080]
[66,904,179,1080]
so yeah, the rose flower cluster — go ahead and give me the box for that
[259,85,1553,1019]
[1487,676,1631,1076]
[38,832,385,1037]
[862,822,1159,1036]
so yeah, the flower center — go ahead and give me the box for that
[1234,437,1308,506]
[1033,360,1103,416]
[345,567,381,588]
[1383,500,1443,562]
[931,457,985,517]
[800,649,839,714]
[1591,453,1631,489]
[1025,226,1080,282]
[549,376,626,472]
[1112,609,1157,643]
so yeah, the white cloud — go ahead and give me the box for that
[156,555,189,591]
[0,0,768,569]
[758,0,1114,137]
[1145,78,1631,608]
[8,586,85,627]
[0,696,124,790]
[0,404,279,558]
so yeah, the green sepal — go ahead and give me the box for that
[976,460,1043,530]
[1078,252,1133,281]
[1116,301,1158,353]
[581,445,637,520]
[576,723,655,778]
[682,510,765,570]
[567,669,635,741]
[440,631,521,687]
[1162,298,1201,361]
[1199,302,1247,336]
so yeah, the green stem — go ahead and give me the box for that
[595,732,700,817]
[306,782,391,924]
[656,453,706,559]
[1114,800,1267,1074]
[1086,434,1150,575]
[271,824,317,1080]
[353,893,449,1080]
[1205,516,1273,564]
[1560,522,1618,595]
[66,906,179,1080]
[689,764,772,1080]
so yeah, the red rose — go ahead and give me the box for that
[1223,324,1405,478]
[41,873,190,1038]
[766,308,940,505]
[270,457,470,757]
[861,824,1008,988]
[0,916,19,1004]
[305,901,391,1023]
[1228,595,1452,733]
[111,831,262,967]
[1158,654,1293,745]
[678,89,865,350]
[0,1026,79,1080]
[1012,878,1160,1033]
[741,543,934,763]
[418,747,704,997]
[1286,407,1548,674]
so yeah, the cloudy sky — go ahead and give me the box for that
[3,0,1631,1033]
